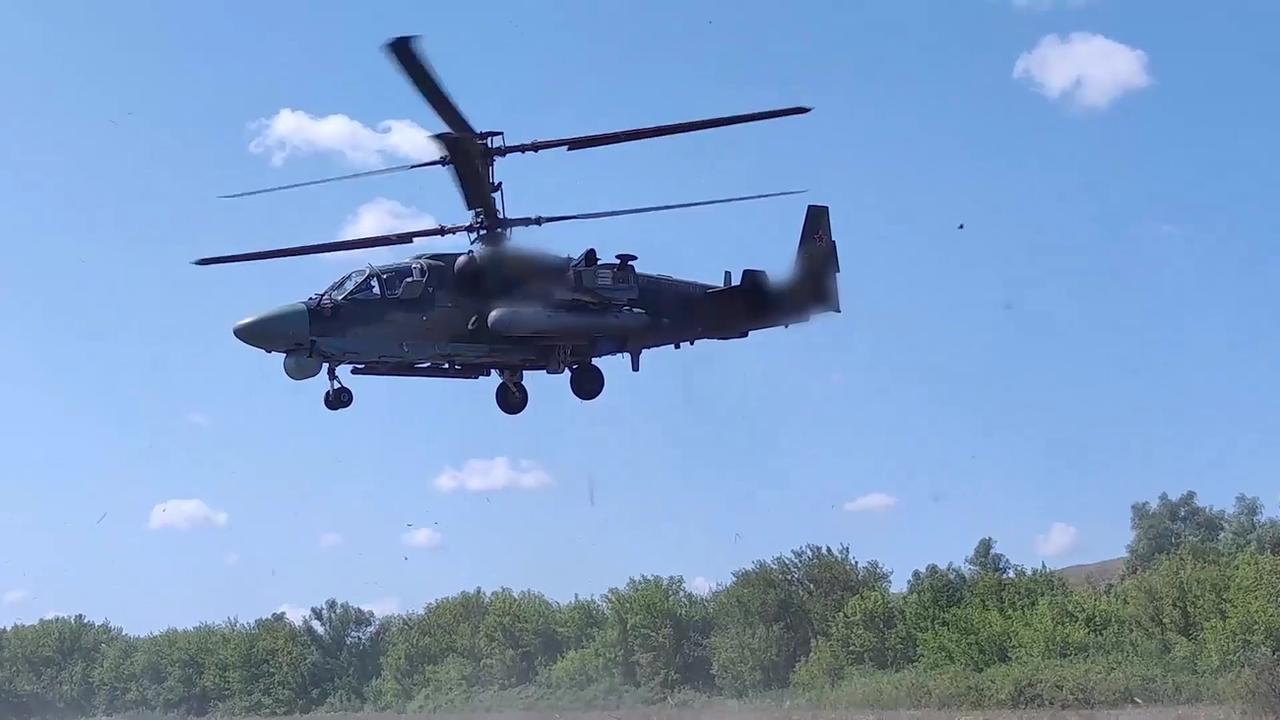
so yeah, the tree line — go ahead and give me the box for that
[4,490,1280,717]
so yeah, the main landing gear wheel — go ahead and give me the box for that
[495,382,529,415]
[569,363,605,401]
[323,364,353,411]
[324,386,354,411]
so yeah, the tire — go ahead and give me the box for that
[569,363,605,401]
[333,386,354,409]
[496,382,529,415]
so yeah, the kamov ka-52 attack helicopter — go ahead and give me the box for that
[196,36,840,415]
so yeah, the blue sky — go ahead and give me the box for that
[2,1,1279,631]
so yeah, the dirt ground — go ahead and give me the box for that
[142,706,1244,720]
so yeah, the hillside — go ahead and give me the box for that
[1057,556,1126,588]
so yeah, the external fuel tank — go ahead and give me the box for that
[486,307,651,338]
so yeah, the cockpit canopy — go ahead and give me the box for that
[325,261,431,302]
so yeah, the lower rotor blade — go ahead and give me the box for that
[192,223,473,266]
[504,190,806,229]
[217,158,447,199]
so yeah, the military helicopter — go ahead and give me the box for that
[196,36,839,415]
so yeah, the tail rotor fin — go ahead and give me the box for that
[795,204,838,275]
[792,204,840,312]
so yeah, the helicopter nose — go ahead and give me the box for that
[233,303,310,351]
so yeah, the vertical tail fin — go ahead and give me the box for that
[793,204,840,312]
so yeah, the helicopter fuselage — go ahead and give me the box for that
[231,204,840,415]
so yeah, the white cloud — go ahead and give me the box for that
[337,197,436,240]
[248,109,441,167]
[319,532,344,549]
[42,610,68,620]
[360,597,402,616]
[2,589,30,605]
[147,499,229,531]
[184,411,211,427]
[688,576,713,595]
[433,457,552,494]
[224,552,240,566]
[276,603,310,624]
[1035,521,1080,557]
[402,527,444,549]
[1013,32,1152,110]
[843,492,899,513]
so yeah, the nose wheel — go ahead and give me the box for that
[324,386,354,411]
[323,364,354,411]
[569,363,605,401]
[496,370,529,415]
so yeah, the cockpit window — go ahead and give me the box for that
[347,272,382,300]
[378,264,417,297]
[328,270,367,299]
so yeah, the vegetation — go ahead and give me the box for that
[5,490,1280,718]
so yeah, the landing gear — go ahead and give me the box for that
[496,381,529,415]
[495,370,528,415]
[323,364,354,411]
[569,362,605,401]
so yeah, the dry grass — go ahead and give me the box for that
[101,706,1242,720]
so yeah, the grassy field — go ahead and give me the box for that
[98,707,1246,720]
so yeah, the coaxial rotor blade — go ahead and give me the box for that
[385,36,476,136]
[217,158,449,199]
[499,107,811,156]
[192,223,474,266]
[501,190,806,229]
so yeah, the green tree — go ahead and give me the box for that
[1220,495,1280,556]
[709,544,888,696]
[1126,491,1226,573]
[604,575,710,692]
[480,588,563,687]
[965,537,1012,578]
[829,587,913,670]
[558,596,607,652]
[301,599,382,707]
[1204,552,1280,667]
[0,615,124,718]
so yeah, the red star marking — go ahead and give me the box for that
[812,230,827,246]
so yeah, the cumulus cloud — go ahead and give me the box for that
[434,457,552,494]
[184,411,211,427]
[42,610,68,620]
[688,577,714,595]
[337,197,436,240]
[276,603,310,624]
[2,589,30,605]
[1013,32,1152,109]
[843,492,899,513]
[361,597,402,616]
[1035,522,1080,557]
[224,552,240,566]
[402,527,444,549]
[319,532,344,549]
[248,109,441,167]
[148,499,229,531]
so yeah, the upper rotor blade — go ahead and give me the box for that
[500,106,811,156]
[386,36,476,136]
[192,223,473,266]
[217,158,448,199]
[504,190,806,229]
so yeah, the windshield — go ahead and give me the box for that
[327,269,367,299]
